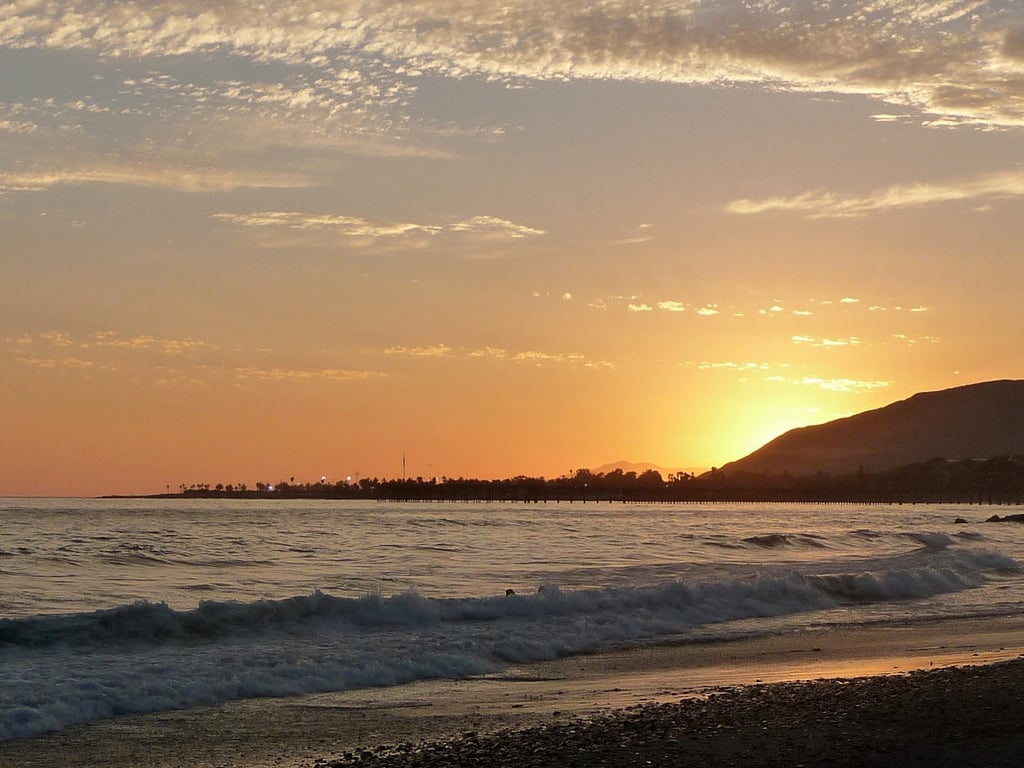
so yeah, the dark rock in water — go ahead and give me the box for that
[986,513,1024,523]
[953,517,969,524]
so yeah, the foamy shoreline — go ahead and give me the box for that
[4,615,1024,767]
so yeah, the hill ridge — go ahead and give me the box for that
[719,379,1024,476]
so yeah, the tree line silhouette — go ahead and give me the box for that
[156,456,1024,505]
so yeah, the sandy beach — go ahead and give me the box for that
[3,614,1024,767]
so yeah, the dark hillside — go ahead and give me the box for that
[719,380,1024,476]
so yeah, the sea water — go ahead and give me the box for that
[2,497,1023,741]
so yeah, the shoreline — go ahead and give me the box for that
[4,614,1024,767]
[324,659,1024,767]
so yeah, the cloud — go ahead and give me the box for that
[5,1,1023,132]
[0,166,309,193]
[384,344,453,357]
[233,366,382,383]
[628,303,653,312]
[512,350,586,365]
[88,332,211,354]
[891,333,941,345]
[726,169,1024,218]
[0,96,111,140]
[6,328,386,387]
[689,360,886,392]
[38,330,75,347]
[16,356,98,370]
[18,330,215,356]
[215,211,544,243]
[767,376,893,393]
[610,235,654,246]
[6,0,1023,214]
[382,342,610,368]
[450,216,546,239]
[657,301,687,312]
[695,361,774,371]
[792,335,862,348]
[214,212,441,238]
[466,347,508,359]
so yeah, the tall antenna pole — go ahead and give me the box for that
[403,453,406,480]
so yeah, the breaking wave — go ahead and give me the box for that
[1,547,1018,741]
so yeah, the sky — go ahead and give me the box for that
[2,1,1024,497]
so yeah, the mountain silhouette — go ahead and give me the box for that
[719,379,1024,476]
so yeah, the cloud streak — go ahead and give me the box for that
[6,330,384,385]
[727,169,1024,218]
[792,335,862,348]
[234,367,382,383]
[690,359,891,393]
[767,376,893,393]
[383,342,611,368]
[0,166,310,193]
[214,211,545,242]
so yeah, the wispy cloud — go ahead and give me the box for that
[450,216,546,239]
[466,347,508,359]
[694,361,776,371]
[0,166,309,193]
[689,361,887,393]
[7,329,383,386]
[383,342,611,369]
[657,301,688,312]
[767,376,893,393]
[89,331,212,354]
[5,1,1022,131]
[17,330,216,355]
[234,367,382,383]
[5,1,1022,213]
[214,212,442,239]
[384,344,453,357]
[726,169,1024,219]
[214,211,544,243]
[792,335,862,348]
[891,333,942,345]
[619,297,716,316]
[16,356,103,370]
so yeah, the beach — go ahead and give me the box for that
[4,614,1024,768]
[322,659,1024,768]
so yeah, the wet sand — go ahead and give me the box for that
[3,614,1024,767]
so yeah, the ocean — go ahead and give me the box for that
[2,497,1023,742]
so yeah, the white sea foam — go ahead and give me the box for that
[3,498,1024,742]
[1,545,1018,741]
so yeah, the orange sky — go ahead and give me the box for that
[3,2,1024,496]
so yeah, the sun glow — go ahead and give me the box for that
[3,0,1023,496]
[694,386,839,468]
